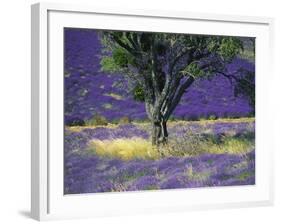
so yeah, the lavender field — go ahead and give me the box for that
[65,119,255,194]
[64,29,254,124]
[64,28,255,194]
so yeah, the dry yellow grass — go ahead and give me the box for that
[87,136,253,160]
[167,117,255,128]
[66,123,119,132]
[104,93,123,100]
[69,118,254,160]
[88,138,160,160]
[206,138,253,154]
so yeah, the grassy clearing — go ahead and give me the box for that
[207,137,253,154]
[70,118,255,160]
[167,117,255,126]
[104,93,123,100]
[158,134,253,158]
[87,134,254,160]
[88,138,160,160]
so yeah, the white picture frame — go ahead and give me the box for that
[31,2,274,221]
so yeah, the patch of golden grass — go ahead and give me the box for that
[66,123,120,132]
[103,103,113,109]
[104,93,123,100]
[88,138,160,160]
[206,138,254,155]
[87,135,253,161]
[167,117,255,128]
[160,139,253,158]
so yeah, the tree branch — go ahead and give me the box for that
[151,39,161,98]
[164,76,195,119]
[110,33,138,56]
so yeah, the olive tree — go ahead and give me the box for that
[100,31,245,146]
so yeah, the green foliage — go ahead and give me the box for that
[100,56,120,73]
[239,49,255,62]
[207,38,220,52]
[100,47,136,73]
[236,171,252,180]
[133,85,145,102]
[112,48,129,67]
[219,38,243,61]
[182,62,204,78]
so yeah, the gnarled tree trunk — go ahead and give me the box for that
[145,101,168,146]
[144,74,195,147]
[151,120,168,146]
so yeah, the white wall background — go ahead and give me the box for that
[0,0,279,223]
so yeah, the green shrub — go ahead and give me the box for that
[66,117,85,126]
[133,85,145,102]
[86,114,108,126]
[208,115,218,120]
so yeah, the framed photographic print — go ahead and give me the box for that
[31,2,274,221]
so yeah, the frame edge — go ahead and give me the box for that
[31,3,40,221]
[31,2,275,220]
[31,2,49,221]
